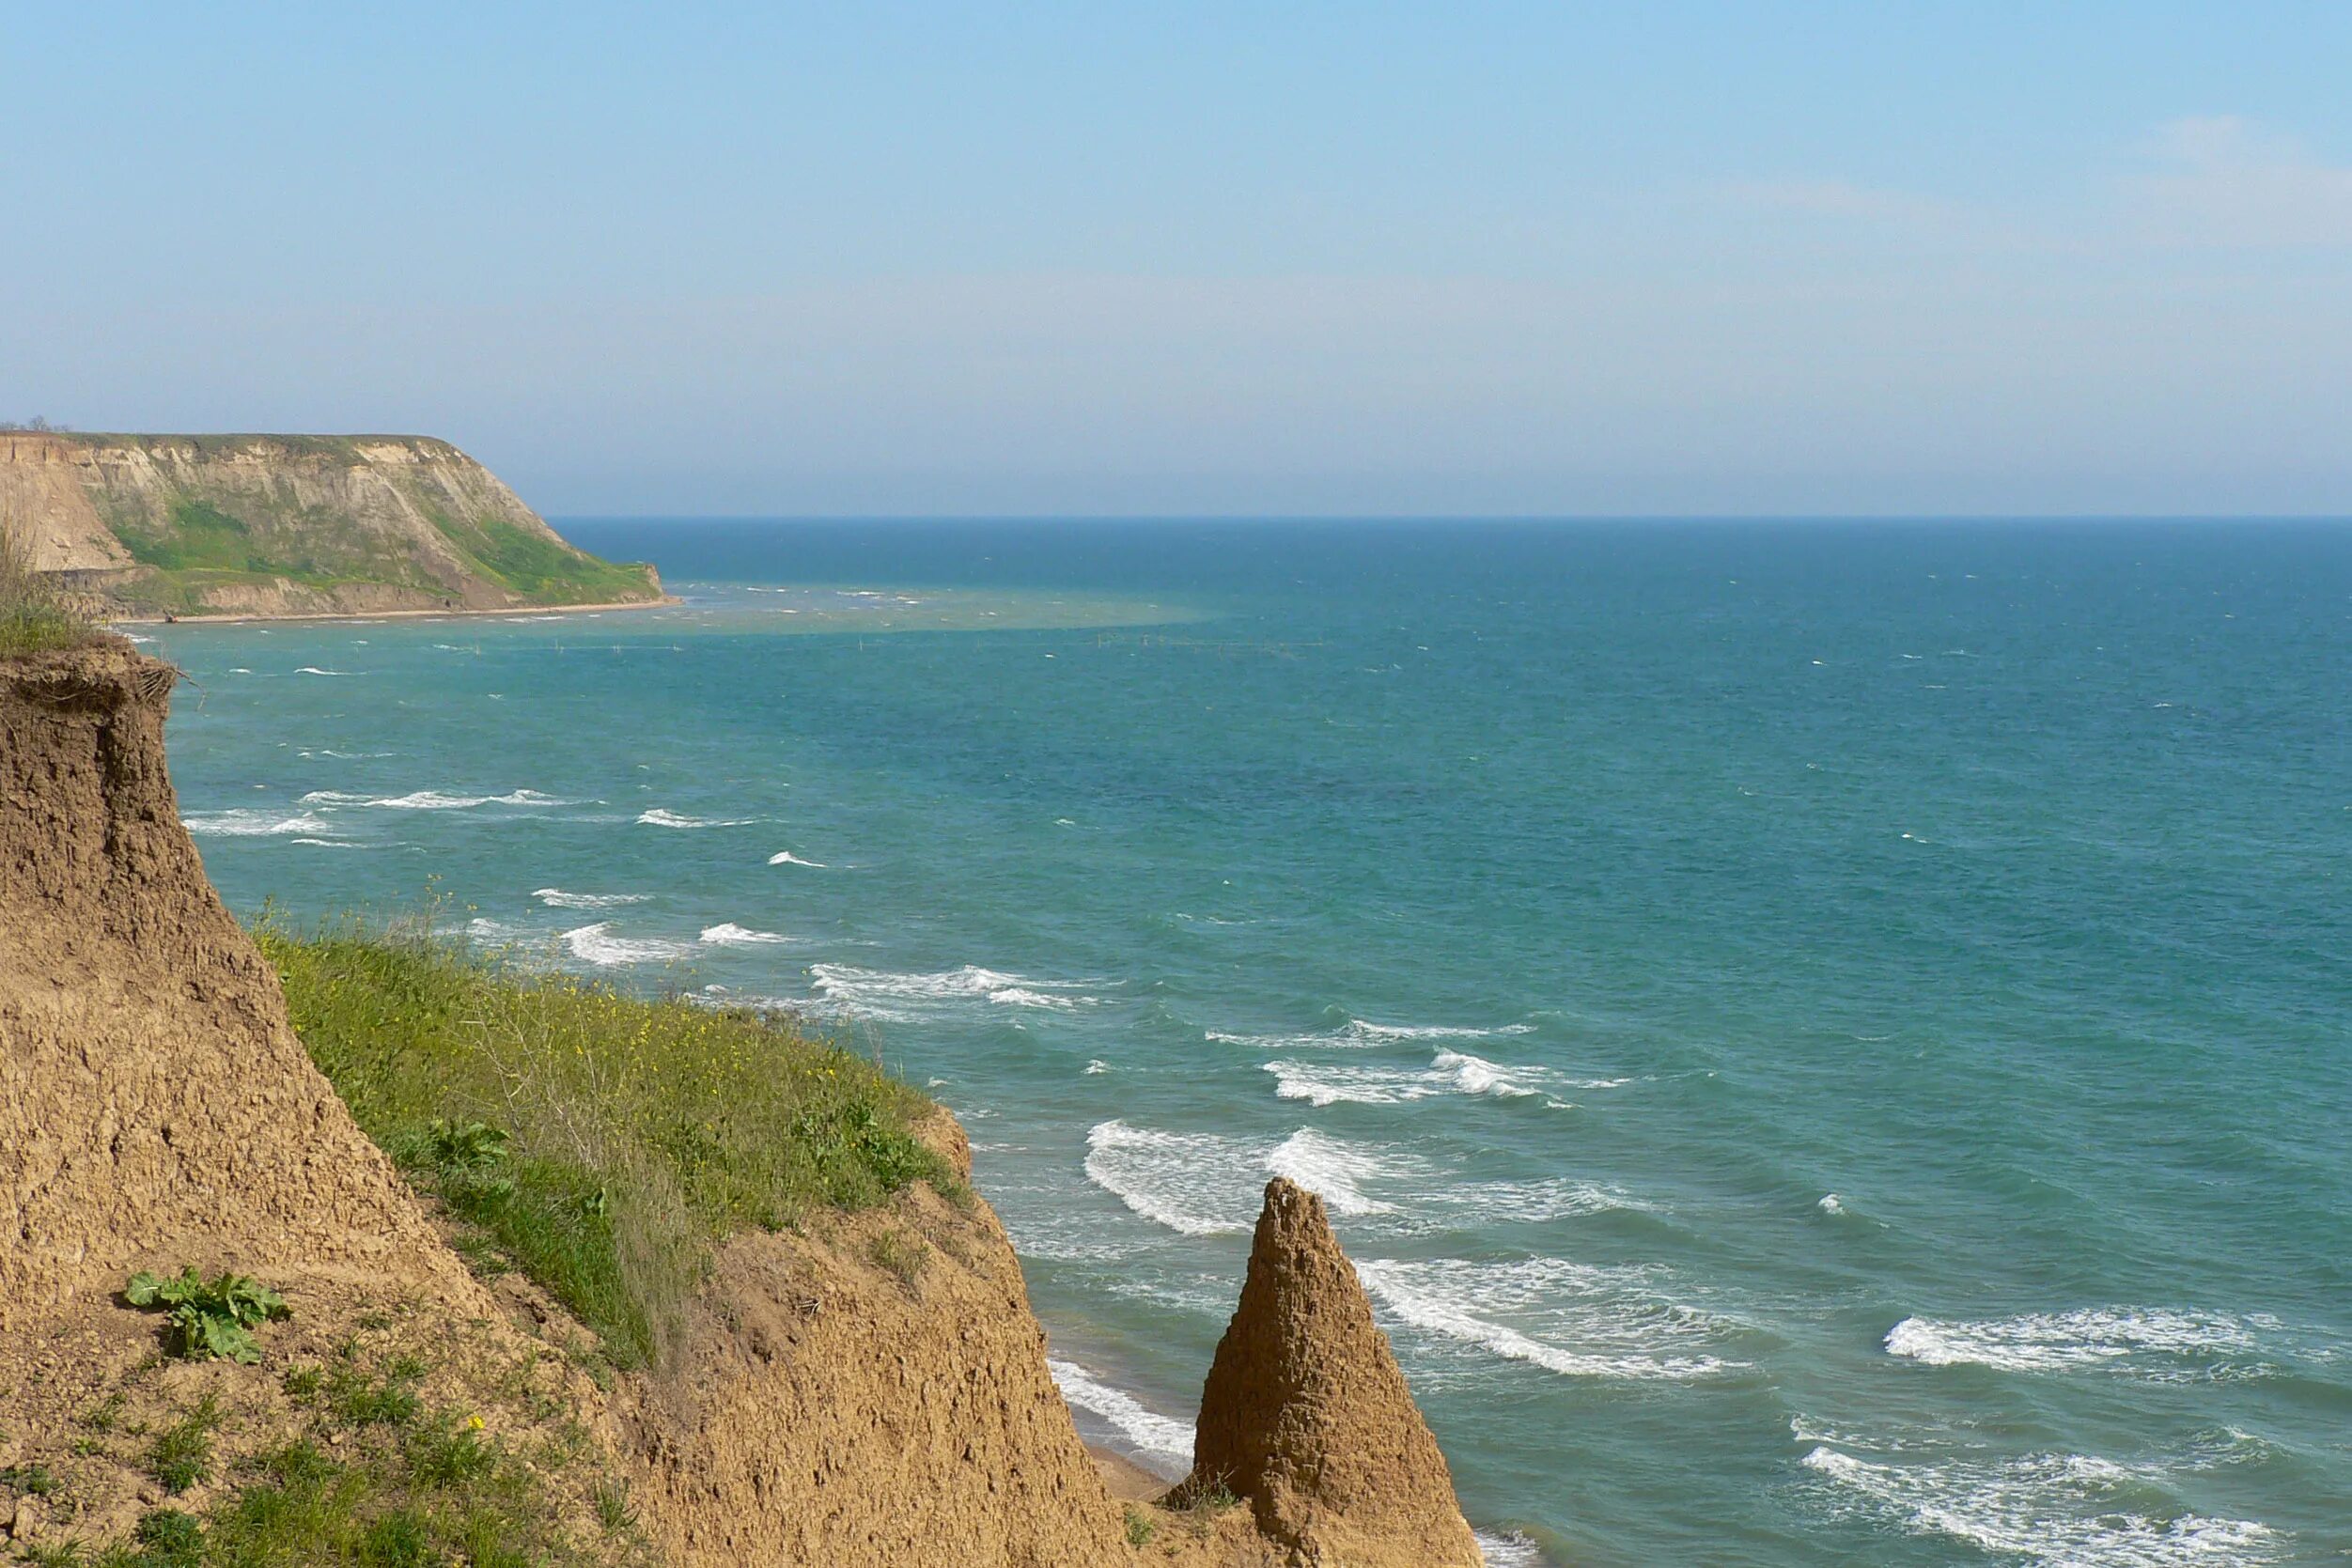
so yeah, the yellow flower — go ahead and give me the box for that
[467,1415,485,1430]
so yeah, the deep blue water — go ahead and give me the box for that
[146,520,2352,1566]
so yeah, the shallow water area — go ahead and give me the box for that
[146,519,2352,1566]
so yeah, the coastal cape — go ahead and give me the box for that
[0,431,661,618]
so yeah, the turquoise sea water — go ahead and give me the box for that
[143,520,2350,1567]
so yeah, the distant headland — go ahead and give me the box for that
[0,430,664,620]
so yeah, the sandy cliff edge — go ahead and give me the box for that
[0,640,1492,1568]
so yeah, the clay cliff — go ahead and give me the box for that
[0,431,661,617]
[0,641,1489,1567]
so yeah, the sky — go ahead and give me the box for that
[5,2,2351,517]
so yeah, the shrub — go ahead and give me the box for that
[124,1268,289,1363]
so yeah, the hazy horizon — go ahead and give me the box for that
[8,3,2351,518]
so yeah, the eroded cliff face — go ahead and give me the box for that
[624,1118,1139,1568]
[0,642,480,1322]
[1,432,661,616]
[0,645,1488,1567]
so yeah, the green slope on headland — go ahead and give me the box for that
[1,431,661,618]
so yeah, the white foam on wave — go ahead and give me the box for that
[699,923,790,946]
[1211,1017,1533,1051]
[1083,1121,1257,1237]
[809,963,1098,1023]
[1801,1446,2281,1567]
[560,922,696,967]
[292,666,350,675]
[1441,1177,1652,1224]
[1474,1530,1546,1568]
[533,889,649,909]
[1045,1359,1195,1476]
[1357,1256,1744,1381]
[303,788,569,811]
[766,850,828,867]
[1431,1048,1542,1100]
[1264,1129,1394,1216]
[184,809,339,838]
[1083,1059,1109,1075]
[1262,1048,1589,1110]
[638,808,755,828]
[1817,1193,1847,1216]
[1884,1308,2269,1374]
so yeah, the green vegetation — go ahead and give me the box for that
[864,1227,929,1291]
[116,502,264,574]
[0,512,92,658]
[424,510,651,603]
[148,1395,223,1496]
[260,920,950,1369]
[0,1465,58,1498]
[124,1270,290,1364]
[56,1344,632,1568]
[1123,1504,1158,1546]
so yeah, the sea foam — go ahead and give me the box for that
[1083,1121,1256,1237]
[301,788,568,811]
[1801,1446,2281,1567]
[183,809,338,838]
[533,889,649,909]
[560,923,695,967]
[1356,1257,1745,1381]
[1263,1128,1395,1216]
[1045,1359,1196,1476]
[699,924,791,946]
[809,964,1098,1023]
[638,808,755,828]
[1884,1308,2271,1374]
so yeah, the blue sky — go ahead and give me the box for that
[6,3,2350,515]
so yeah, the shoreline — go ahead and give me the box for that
[107,594,682,628]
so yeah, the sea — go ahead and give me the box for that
[138,519,2351,1567]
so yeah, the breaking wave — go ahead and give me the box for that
[1801,1446,2281,1567]
[1357,1257,1746,1381]
[1083,1121,1257,1237]
[638,808,755,828]
[767,849,828,867]
[809,964,1098,1023]
[1045,1359,1196,1476]
[699,923,791,946]
[301,788,569,811]
[1262,1048,1594,1109]
[184,809,338,838]
[559,922,696,967]
[532,889,649,909]
[1264,1129,1395,1216]
[1884,1308,2280,1375]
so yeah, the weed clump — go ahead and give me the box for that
[261,921,949,1370]
[148,1395,223,1496]
[124,1269,289,1364]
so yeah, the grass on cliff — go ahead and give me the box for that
[0,513,94,657]
[259,918,951,1370]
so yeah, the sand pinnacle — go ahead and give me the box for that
[1185,1177,1484,1566]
